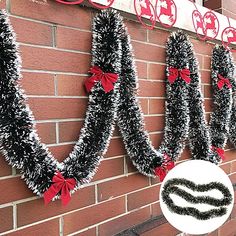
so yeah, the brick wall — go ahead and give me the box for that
[0,0,235,235]
[204,0,236,19]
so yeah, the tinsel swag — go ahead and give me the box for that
[0,9,229,204]
[209,45,235,160]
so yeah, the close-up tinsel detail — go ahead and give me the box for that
[161,178,233,220]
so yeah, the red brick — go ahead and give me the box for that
[36,122,56,144]
[229,173,236,184]
[7,219,59,236]
[97,174,149,202]
[204,99,213,113]
[139,98,149,114]
[204,0,222,10]
[73,228,96,236]
[136,61,148,79]
[148,63,166,81]
[208,229,219,236]
[196,54,203,70]
[218,219,236,236]
[231,160,236,173]
[139,81,165,97]
[150,133,163,149]
[125,20,147,42]
[59,121,83,143]
[201,70,211,84]
[57,27,92,52]
[126,156,139,173]
[48,144,74,162]
[28,98,87,120]
[21,72,55,96]
[151,202,162,217]
[0,207,13,233]
[127,185,160,211]
[11,0,92,29]
[191,39,214,56]
[224,150,236,163]
[148,28,169,46]
[141,222,180,236]
[204,84,213,98]
[57,75,87,96]
[203,56,212,70]
[0,177,34,204]
[149,99,165,114]
[63,196,125,234]
[219,162,231,175]
[17,186,95,226]
[98,207,151,236]
[20,45,91,74]
[231,203,236,219]
[93,157,124,182]
[105,138,126,158]
[0,154,12,177]
[144,116,165,132]
[132,41,165,63]
[10,17,52,46]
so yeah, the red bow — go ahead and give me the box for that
[85,66,118,93]
[154,154,175,182]
[168,67,191,84]
[44,171,76,206]
[211,146,225,161]
[217,74,232,90]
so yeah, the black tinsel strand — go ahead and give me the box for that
[209,45,234,159]
[161,178,233,220]
[185,35,219,163]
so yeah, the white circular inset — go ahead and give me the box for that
[160,160,234,235]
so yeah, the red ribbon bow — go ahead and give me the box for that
[154,154,175,182]
[211,146,225,161]
[217,74,232,90]
[85,66,119,93]
[44,171,76,206]
[168,67,191,84]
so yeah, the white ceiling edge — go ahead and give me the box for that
[92,0,236,45]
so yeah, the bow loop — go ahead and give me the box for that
[217,74,232,90]
[85,66,118,93]
[168,67,191,84]
[44,171,76,206]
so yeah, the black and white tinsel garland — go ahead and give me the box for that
[116,28,191,179]
[161,178,233,220]
[209,45,235,160]
[0,9,124,203]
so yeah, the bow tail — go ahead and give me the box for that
[44,184,61,205]
[155,167,167,182]
[101,77,116,93]
[61,184,72,206]
[166,161,175,171]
